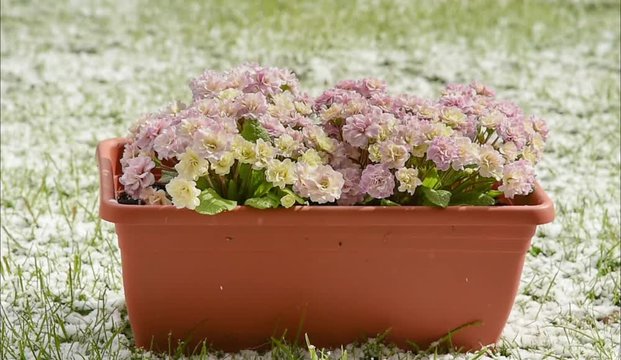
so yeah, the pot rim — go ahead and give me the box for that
[98,138,555,226]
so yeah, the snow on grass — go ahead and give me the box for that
[1,0,620,359]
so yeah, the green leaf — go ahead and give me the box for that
[422,168,440,189]
[420,187,451,208]
[487,190,503,198]
[226,180,238,200]
[240,119,271,143]
[529,245,544,257]
[244,196,280,209]
[450,192,495,206]
[380,199,401,206]
[195,176,210,190]
[195,188,237,215]
[253,182,272,197]
[279,188,306,204]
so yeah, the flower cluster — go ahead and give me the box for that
[120,65,548,214]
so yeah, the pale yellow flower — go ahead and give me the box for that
[395,167,422,195]
[265,159,297,189]
[268,93,295,118]
[166,177,201,210]
[294,101,313,115]
[299,149,324,166]
[478,144,505,179]
[367,143,382,163]
[426,123,453,140]
[500,141,519,162]
[175,149,209,180]
[217,88,242,101]
[274,134,299,157]
[522,145,540,163]
[411,143,429,158]
[440,107,467,128]
[320,104,343,122]
[231,136,257,164]
[253,139,276,169]
[480,110,503,128]
[212,152,235,175]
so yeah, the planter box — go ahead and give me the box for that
[98,138,554,352]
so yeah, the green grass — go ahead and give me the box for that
[1,0,620,359]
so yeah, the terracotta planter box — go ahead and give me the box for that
[98,138,554,352]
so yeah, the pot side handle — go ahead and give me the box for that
[97,138,126,222]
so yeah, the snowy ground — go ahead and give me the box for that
[1,0,620,359]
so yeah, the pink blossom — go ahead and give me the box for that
[134,116,169,152]
[497,116,527,149]
[359,78,387,97]
[498,160,536,198]
[120,156,155,198]
[336,166,365,205]
[237,92,268,119]
[120,141,140,168]
[259,115,287,137]
[342,114,382,147]
[427,136,458,171]
[530,115,549,141]
[470,81,496,97]
[153,128,182,160]
[360,164,395,199]
[190,70,226,100]
[495,100,522,118]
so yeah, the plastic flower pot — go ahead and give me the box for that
[98,138,555,352]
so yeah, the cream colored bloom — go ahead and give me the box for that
[522,145,540,163]
[175,149,209,180]
[478,144,505,179]
[418,104,438,120]
[380,142,410,169]
[280,194,297,208]
[440,107,467,128]
[500,141,519,162]
[320,104,343,122]
[217,88,242,100]
[314,133,336,153]
[294,163,344,204]
[343,100,367,117]
[231,136,257,164]
[265,159,297,189]
[166,177,201,210]
[480,110,503,128]
[395,167,422,195]
[367,143,382,163]
[268,93,295,117]
[531,133,545,153]
[452,137,479,170]
[274,134,299,157]
[429,123,453,139]
[212,152,235,175]
[411,143,428,158]
[253,139,276,169]
[299,149,324,166]
[294,101,313,115]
